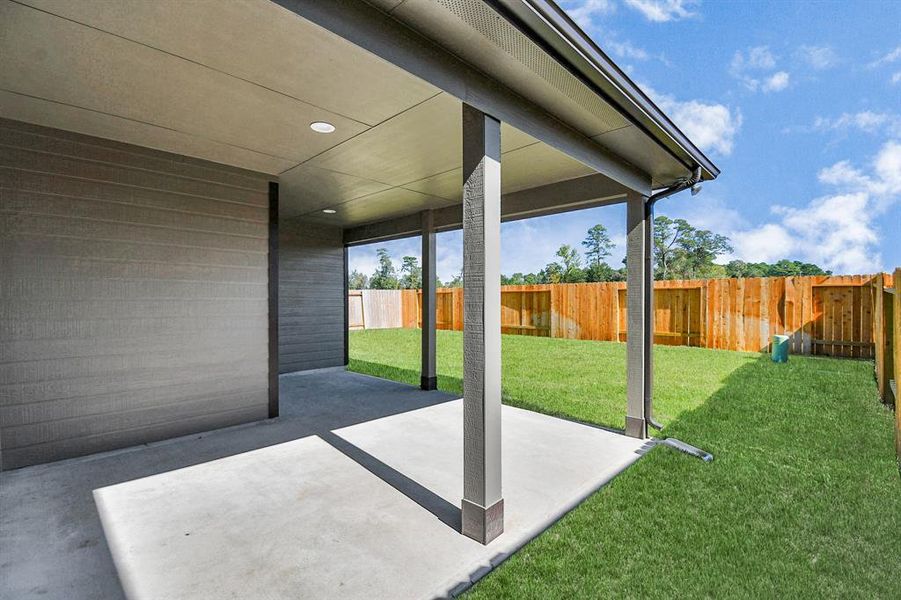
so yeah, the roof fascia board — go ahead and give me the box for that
[496,0,720,180]
[271,0,652,195]
[344,172,629,245]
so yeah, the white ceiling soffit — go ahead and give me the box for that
[0,0,438,174]
[13,0,438,127]
[377,0,690,187]
[291,93,596,226]
[0,0,633,228]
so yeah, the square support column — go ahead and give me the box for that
[625,193,653,439]
[268,181,279,418]
[421,210,437,390]
[461,104,503,544]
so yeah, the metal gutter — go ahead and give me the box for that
[493,0,721,181]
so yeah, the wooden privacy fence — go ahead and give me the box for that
[351,274,894,357]
[352,272,901,458]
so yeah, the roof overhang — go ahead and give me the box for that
[351,0,719,188]
[496,0,719,182]
[0,0,719,235]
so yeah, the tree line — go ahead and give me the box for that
[349,216,830,289]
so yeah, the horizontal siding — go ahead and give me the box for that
[0,122,270,191]
[0,145,267,205]
[279,220,345,374]
[0,118,272,469]
[3,405,267,470]
[0,168,269,221]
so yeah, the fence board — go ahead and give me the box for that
[359,290,402,329]
[400,290,418,329]
[348,291,364,330]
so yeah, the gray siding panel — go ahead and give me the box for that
[279,220,345,373]
[0,118,271,469]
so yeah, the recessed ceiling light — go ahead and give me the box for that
[310,121,336,134]
[322,208,337,214]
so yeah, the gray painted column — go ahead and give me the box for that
[461,103,503,544]
[343,245,350,367]
[420,210,437,390]
[625,193,653,439]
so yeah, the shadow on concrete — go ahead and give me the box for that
[320,430,462,531]
[0,369,459,600]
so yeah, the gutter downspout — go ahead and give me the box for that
[639,168,714,462]
[644,167,702,432]
[648,167,703,207]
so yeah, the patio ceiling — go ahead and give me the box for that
[0,0,709,230]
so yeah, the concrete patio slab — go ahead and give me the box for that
[1,370,647,600]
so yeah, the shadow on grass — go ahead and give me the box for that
[349,359,463,396]
[349,359,629,435]
[466,354,901,599]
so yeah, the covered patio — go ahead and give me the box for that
[1,0,717,597]
[1,370,648,599]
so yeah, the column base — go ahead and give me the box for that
[462,497,504,544]
[420,375,438,391]
[625,415,647,439]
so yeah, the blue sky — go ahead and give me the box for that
[350,0,901,282]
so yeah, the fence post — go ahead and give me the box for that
[893,269,900,461]
[874,274,893,403]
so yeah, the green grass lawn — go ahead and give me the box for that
[349,328,757,430]
[349,328,901,599]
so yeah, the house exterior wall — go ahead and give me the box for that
[0,118,272,469]
[279,219,345,373]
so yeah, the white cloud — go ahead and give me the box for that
[872,140,901,196]
[730,224,796,264]
[623,0,698,22]
[563,2,666,64]
[731,194,881,274]
[868,46,901,84]
[816,142,901,206]
[729,140,901,273]
[813,111,901,137]
[563,0,617,29]
[730,46,790,92]
[762,71,790,92]
[817,160,873,190]
[795,45,839,70]
[606,38,650,61]
[646,85,742,155]
[663,195,747,232]
[731,46,777,73]
[869,45,901,68]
